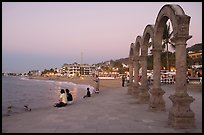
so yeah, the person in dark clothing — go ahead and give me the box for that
[122,75,126,87]
[83,87,91,98]
[65,89,73,105]
[148,76,151,85]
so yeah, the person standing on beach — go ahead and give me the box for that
[200,76,202,84]
[65,89,73,105]
[126,75,130,86]
[148,76,151,85]
[54,89,67,107]
[94,75,100,93]
[122,75,125,87]
[83,87,91,98]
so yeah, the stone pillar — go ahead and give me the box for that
[149,48,166,111]
[137,55,150,104]
[132,56,140,98]
[127,59,134,94]
[168,36,195,129]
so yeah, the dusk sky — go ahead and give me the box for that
[2,2,202,73]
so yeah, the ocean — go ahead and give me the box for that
[2,76,94,116]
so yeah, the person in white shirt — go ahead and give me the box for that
[200,77,202,84]
[54,89,67,107]
[126,75,130,86]
[94,75,100,93]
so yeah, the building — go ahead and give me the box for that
[28,70,41,76]
[61,63,80,77]
[187,43,202,77]
[61,63,94,77]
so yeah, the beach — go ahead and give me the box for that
[28,76,123,90]
[2,77,202,133]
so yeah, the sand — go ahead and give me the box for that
[28,76,123,90]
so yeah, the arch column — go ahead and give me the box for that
[168,35,195,129]
[137,55,150,104]
[127,58,134,94]
[132,56,140,97]
[149,48,166,111]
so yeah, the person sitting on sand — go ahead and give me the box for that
[65,89,73,105]
[83,87,91,98]
[54,89,67,107]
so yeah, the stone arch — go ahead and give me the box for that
[136,25,154,104]
[153,4,195,128]
[135,36,142,56]
[127,43,135,94]
[132,36,142,97]
[154,4,190,49]
[142,24,154,56]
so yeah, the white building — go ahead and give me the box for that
[61,63,95,77]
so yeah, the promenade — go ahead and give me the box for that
[2,83,202,133]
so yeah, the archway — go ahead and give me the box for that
[137,25,154,104]
[153,4,195,128]
[127,43,135,94]
[132,36,142,98]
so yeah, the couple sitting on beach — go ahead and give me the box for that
[54,87,93,108]
[54,89,73,108]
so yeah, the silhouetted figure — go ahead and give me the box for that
[7,105,12,116]
[94,75,100,93]
[148,76,151,85]
[24,105,31,111]
[83,87,91,98]
[65,89,73,105]
[186,76,190,84]
[122,75,125,87]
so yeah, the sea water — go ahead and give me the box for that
[2,76,94,116]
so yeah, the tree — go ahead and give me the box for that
[147,55,153,70]
[162,22,175,71]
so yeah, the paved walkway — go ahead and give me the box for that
[2,84,202,133]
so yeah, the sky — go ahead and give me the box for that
[2,2,202,73]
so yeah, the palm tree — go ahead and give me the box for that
[162,22,175,71]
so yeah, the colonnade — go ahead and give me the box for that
[128,4,195,129]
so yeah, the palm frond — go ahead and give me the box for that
[169,31,173,38]
[167,22,170,34]
[169,42,175,49]
[148,42,153,48]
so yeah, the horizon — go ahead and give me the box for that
[2,2,202,73]
[3,42,202,74]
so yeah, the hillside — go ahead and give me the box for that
[187,43,202,52]
[96,43,202,65]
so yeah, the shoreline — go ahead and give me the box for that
[28,76,123,90]
[2,76,123,118]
